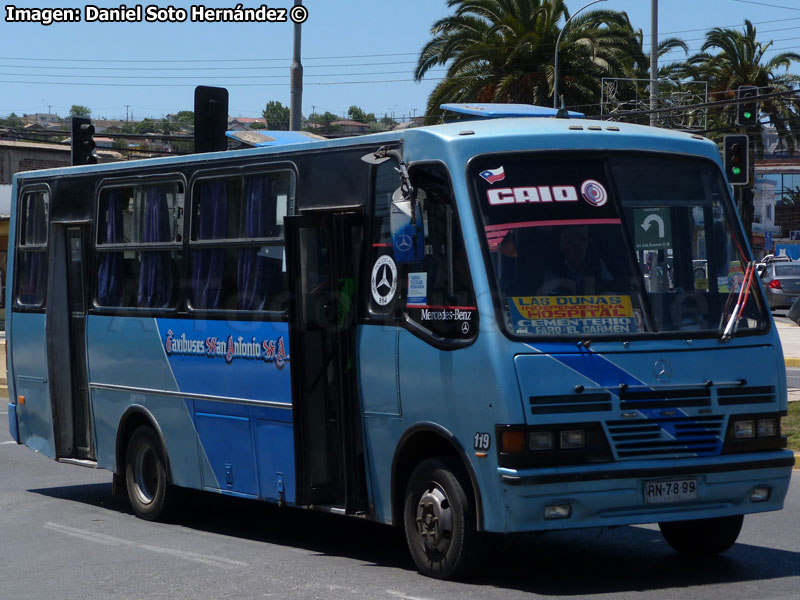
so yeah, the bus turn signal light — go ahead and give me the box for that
[17,396,25,405]
[501,431,525,453]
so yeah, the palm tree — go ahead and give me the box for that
[602,33,689,125]
[683,20,800,152]
[414,0,641,121]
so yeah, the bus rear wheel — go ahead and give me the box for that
[658,515,744,556]
[125,426,176,521]
[403,458,479,580]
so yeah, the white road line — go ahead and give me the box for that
[386,591,437,600]
[139,544,248,569]
[1,441,17,445]
[44,522,248,569]
[44,522,135,547]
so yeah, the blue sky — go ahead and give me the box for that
[1,0,799,122]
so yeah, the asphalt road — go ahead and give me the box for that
[1,414,798,600]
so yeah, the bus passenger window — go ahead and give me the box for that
[189,171,294,313]
[95,182,182,308]
[16,190,49,307]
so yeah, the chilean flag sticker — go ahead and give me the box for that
[480,166,506,184]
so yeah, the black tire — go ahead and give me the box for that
[125,426,177,521]
[403,457,480,580]
[658,515,744,556]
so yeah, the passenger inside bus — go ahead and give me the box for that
[539,225,615,295]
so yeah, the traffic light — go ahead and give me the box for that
[737,85,758,126]
[71,116,97,165]
[723,134,749,186]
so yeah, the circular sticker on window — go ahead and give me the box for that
[371,255,397,306]
[581,179,608,207]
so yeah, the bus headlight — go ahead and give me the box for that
[734,420,755,439]
[757,418,777,437]
[723,413,786,454]
[529,431,553,450]
[560,430,585,449]
[497,423,612,467]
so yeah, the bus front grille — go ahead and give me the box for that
[529,393,612,415]
[717,385,776,406]
[606,415,725,458]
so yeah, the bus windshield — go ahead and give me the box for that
[472,152,769,338]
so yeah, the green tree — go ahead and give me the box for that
[683,20,800,150]
[414,0,640,120]
[348,105,376,123]
[135,118,158,134]
[0,112,24,127]
[602,32,689,125]
[262,100,290,130]
[69,104,91,117]
[175,110,194,126]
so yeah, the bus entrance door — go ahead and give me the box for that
[285,210,367,514]
[46,223,93,461]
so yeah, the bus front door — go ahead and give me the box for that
[47,223,93,461]
[285,210,367,514]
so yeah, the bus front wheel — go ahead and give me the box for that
[658,515,744,556]
[403,458,479,579]
[125,426,175,521]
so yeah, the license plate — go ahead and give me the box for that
[644,478,698,504]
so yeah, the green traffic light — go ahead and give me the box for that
[732,166,742,175]
[743,111,752,119]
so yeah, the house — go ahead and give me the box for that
[228,117,267,131]
[329,120,370,134]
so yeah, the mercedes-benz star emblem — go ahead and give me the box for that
[653,359,673,383]
[370,255,397,306]
[396,234,413,252]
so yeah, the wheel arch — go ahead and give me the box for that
[115,406,173,484]
[391,422,484,531]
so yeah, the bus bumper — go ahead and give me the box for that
[495,451,795,532]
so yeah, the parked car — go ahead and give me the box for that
[762,262,800,309]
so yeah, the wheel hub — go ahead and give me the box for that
[415,484,453,554]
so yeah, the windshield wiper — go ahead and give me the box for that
[721,261,755,342]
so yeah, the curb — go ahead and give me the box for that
[786,358,800,367]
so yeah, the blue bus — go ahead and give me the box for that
[6,104,794,579]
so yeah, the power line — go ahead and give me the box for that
[731,0,800,11]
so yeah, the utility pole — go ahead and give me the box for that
[650,0,658,127]
[289,0,303,131]
[125,105,130,122]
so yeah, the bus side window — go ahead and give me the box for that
[16,189,49,307]
[96,182,183,309]
[188,171,293,313]
[405,165,477,342]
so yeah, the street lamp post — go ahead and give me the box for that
[553,0,608,109]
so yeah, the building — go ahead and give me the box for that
[329,120,370,134]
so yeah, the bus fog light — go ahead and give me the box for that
[750,487,771,502]
[734,420,755,439]
[757,418,777,437]
[544,503,571,519]
[529,431,553,451]
[560,430,585,449]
